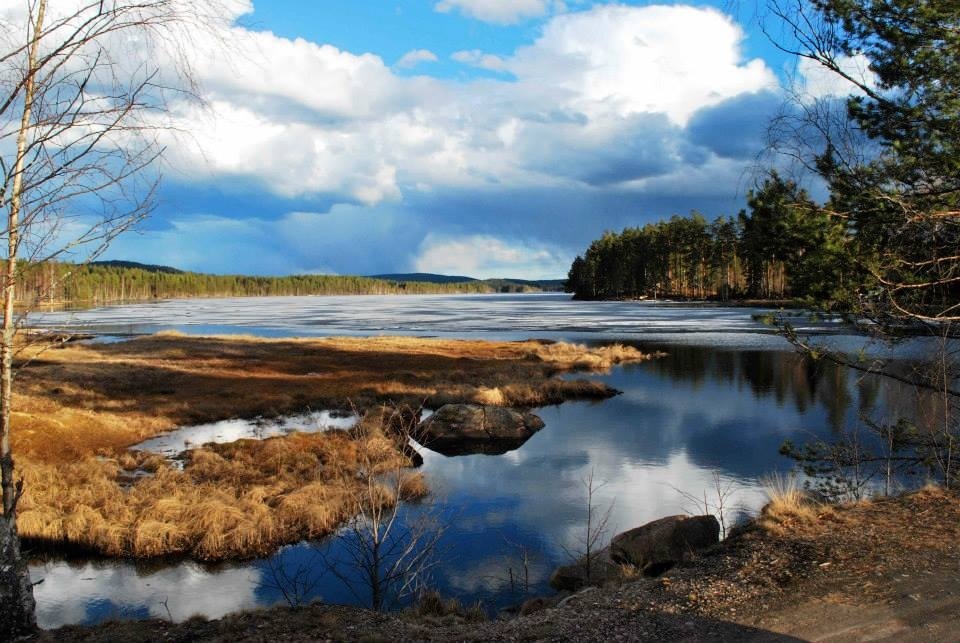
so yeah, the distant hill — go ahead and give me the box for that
[90,260,183,274]
[369,273,477,284]
[370,272,566,291]
[494,278,567,288]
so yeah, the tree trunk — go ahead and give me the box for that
[0,516,36,638]
[0,2,45,635]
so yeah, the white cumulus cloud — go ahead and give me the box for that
[396,48,439,68]
[414,234,571,279]
[451,49,509,71]
[4,2,786,277]
[504,4,776,125]
[797,53,876,102]
[131,3,777,205]
[32,560,260,629]
[434,0,557,25]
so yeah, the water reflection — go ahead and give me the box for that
[31,340,923,627]
[32,558,260,628]
[133,410,358,458]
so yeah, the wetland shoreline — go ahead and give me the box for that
[36,486,960,641]
[13,333,654,561]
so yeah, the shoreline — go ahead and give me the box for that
[35,486,960,641]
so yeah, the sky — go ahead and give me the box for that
[56,1,847,279]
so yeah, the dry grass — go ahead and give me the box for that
[11,335,654,463]
[757,473,823,533]
[430,378,618,408]
[18,425,419,560]
[410,589,487,623]
[526,341,656,371]
[10,334,657,559]
[398,472,429,501]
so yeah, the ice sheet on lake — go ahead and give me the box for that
[27,293,830,341]
[133,410,358,457]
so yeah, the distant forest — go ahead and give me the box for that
[16,262,550,306]
[566,173,853,305]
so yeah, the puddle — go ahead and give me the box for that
[132,410,359,458]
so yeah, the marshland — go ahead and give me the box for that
[19,293,947,629]
[14,327,648,559]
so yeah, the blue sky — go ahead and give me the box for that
[89,0,833,279]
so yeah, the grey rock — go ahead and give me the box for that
[610,514,720,575]
[416,404,545,456]
[549,547,627,592]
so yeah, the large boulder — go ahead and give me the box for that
[610,515,720,575]
[416,404,545,456]
[549,546,627,592]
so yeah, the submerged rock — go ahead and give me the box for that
[610,514,720,575]
[415,404,545,456]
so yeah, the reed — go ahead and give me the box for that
[11,334,655,463]
[18,424,422,560]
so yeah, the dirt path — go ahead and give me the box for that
[762,587,960,642]
[751,488,960,642]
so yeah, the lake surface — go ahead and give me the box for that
[28,294,922,628]
[32,292,846,341]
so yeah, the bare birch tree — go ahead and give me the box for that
[0,1,233,635]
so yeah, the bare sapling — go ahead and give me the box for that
[561,468,613,584]
[0,1,236,635]
[502,535,538,601]
[318,407,445,611]
[262,548,327,609]
[672,471,738,539]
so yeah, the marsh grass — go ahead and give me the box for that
[11,335,655,463]
[527,342,654,371]
[410,590,486,623]
[11,334,656,560]
[18,425,423,560]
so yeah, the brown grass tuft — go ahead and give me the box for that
[758,473,822,533]
[398,472,428,501]
[524,341,654,371]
